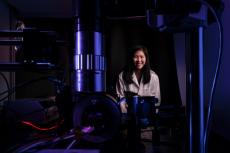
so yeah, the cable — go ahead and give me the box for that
[0,76,50,95]
[63,139,77,153]
[0,76,64,102]
[12,132,74,153]
[198,1,224,153]
[12,127,93,153]
[14,139,52,153]
[0,72,10,101]
[106,15,145,20]
[0,71,65,96]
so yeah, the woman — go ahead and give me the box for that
[116,45,161,113]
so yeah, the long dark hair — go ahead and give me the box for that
[122,45,151,84]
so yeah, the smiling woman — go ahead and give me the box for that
[116,45,161,112]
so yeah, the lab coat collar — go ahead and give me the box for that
[132,72,141,87]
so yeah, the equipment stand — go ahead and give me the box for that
[186,26,205,153]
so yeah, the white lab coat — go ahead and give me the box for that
[116,70,161,108]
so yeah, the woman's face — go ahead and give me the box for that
[133,50,146,70]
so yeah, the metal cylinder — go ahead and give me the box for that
[73,0,105,92]
[186,27,205,153]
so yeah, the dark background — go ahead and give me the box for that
[0,0,230,151]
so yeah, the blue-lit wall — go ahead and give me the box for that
[174,0,230,140]
[204,0,230,140]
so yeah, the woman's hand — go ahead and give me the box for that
[120,101,128,113]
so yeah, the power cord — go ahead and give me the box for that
[0,72,10,102]
[0,76,64,103]
[198,1,224,153]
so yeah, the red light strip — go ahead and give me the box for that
[21,119,64,131]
